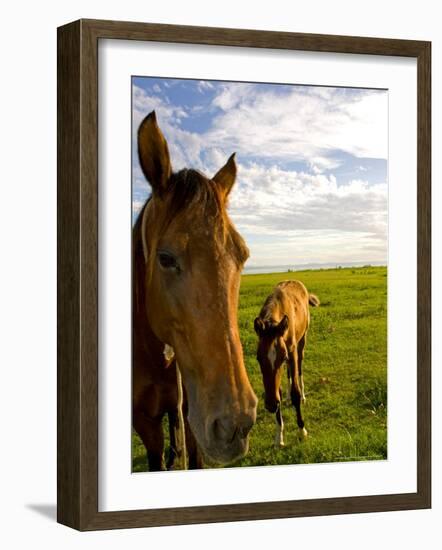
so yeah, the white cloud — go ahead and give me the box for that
[132,83,387,179]
[242,230,386,268]
[132,198,145,218]
[197,80,214,92]
[204,84,388,163]
[309,156,343,174]
[132,82,388,266]
[132,85,204,171]
[211,83,252,110]
[228,163,387,266]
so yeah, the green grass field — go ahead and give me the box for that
[132,265,387,471]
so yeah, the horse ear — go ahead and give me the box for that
[277,315,289,336]
[254,317,265,336]
[213,153,237,200]
[138,111,172,196]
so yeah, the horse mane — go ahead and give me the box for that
[259,289,283,324]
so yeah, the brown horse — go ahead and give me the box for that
[133,111,257,470]
[254,280,319,447]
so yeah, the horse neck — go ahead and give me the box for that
[261,294,282,324]
[133,200,165,361]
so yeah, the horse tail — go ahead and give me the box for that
[309,293,320,307]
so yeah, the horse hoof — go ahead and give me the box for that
[301,396,307,404]
[298,427,308,440]
[275,441,285,448]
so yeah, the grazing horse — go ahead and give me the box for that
[254,280,319,447]
[133,111,257,470]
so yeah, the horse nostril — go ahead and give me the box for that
[211,415,254,444]
[237,415,254,438]
[212,417,236,443]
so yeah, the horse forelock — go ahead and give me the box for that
[137,169,220,233]
[168,169,224,220]
[136,168,249,282]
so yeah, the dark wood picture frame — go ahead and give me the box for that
[57,18,431,531]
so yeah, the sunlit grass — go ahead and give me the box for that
[132,266,387,471]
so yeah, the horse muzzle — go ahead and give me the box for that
[202,412,255,464]
[183,362,258,465]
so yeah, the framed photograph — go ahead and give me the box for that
[57,19,431,530]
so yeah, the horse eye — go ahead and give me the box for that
[158,251,179,271]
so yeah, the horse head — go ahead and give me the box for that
[137,111,257,464]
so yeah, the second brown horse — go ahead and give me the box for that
[254,280,319,447]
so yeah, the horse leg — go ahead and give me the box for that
[185,417,204,469]
[133,408,165,471]
[167,406,193,470]
[286,364,291,404]
[166,410,180,470]
[298,334,307,404]
[288,349,308,440]
[274,398,285,447]
[180,385,203,469]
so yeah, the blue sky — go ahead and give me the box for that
[132,77,388,268]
